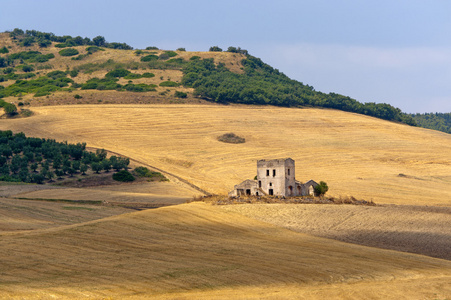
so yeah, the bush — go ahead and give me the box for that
[189,56,201,61]
[46,70,67,79]
[217,133,245,144]
[314,181,329,196]
[123,73,142,79]
[177,48,186,51]
[159,81,180,87]
[133,166,166,180]
[174,91,187,98]
[113,170,135,182]
[0,46,9,54]
[22,65,34,72]
[69,69,78,77]
[86,46,103,53]
[59,48,79,57]
[105,68,131,78]
[142,72,155,78]
[146,46,159,50]
[141,54,159,62]
[209,46,222,52]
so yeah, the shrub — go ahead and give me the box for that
[59,48,79,57]
[0,46,9,54]
[190,56,201,61]
[209,46,222,52]
[86,46,103,53]
[174,91,187,98]
[123,73,142,79]
[133,166,166,180]
[55,43,68,48]
[22,65,34,72]
[105,68,131,78]
[69,69,78,77]
[142,72,155,78]
[141,54,159,62]
[217,133,245,144]
[74,94,82,99]
[158,53,170,60]
[113,170,135,182]
[177,48,186,51]
[165,51,178,57]
[146,46,159,50]
[46,70,67,79]
[314,181,329,196]
[159,81,180,87]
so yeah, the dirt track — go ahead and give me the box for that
[221,204,451,260]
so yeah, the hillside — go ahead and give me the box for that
[0,29,421,129]
[1,202,450,299]
[1,104,450,206]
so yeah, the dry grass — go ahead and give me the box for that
[222,203,451,260]
[1,104,450,206]
[0,202,450,299]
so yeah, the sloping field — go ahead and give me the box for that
[0,203,450,299]
[222,204,451,260]
[1,104,450,206]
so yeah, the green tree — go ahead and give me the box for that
[91,162,102,174]
[209,46,222,52]
[80,163,88,175]
[314,181,329,196]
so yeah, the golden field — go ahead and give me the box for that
[1,104,450,206]
[0,203,450,299]
[0,103,450,299]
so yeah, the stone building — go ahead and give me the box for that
[228,158,318,197]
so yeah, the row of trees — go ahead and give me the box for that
[182,56,416,126]
[411,113,451,134]
[8,28,133,50]
[0,130,130,184]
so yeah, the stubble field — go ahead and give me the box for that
[0,104,450,298]
[1,104,450,206]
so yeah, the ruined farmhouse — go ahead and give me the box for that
[229,158,318,197]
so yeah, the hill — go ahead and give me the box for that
[1,104,450,206]
[0,29,421,129]
[1,202,450,299]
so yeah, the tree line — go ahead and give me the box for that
[182,56,416,126]
[8,28,133,50]
[411,113,451,134]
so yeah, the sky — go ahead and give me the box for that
[1,0,451,113]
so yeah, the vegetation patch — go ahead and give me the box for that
[159,81,180,87]
[112,170,135,182]
[217,133,245,144]
[59,48,80,57]
[140,54,159,62]
[133,166,167,181]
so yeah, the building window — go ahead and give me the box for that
[269,182,272,187]
[258,181,261,188]
[266,170,269,176]
[273,169,276,177]
[287,169,290,176]
[269,189,274,195]
[246,189,251,195]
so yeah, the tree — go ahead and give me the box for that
[30,162,38,172]
[209,46,222,52]
[91,162,102,174]
[92,36,106,47]
[80,163,88,175]
[314,181,329,196]
[102,159,112,172]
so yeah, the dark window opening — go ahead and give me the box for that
[269,182,272,187]
[246,189,251,195]
[266,169,270,176]
[256,192,259,196]
[287,169,290,176]
[269,189,274,195]
[258,181,262,188]
[273,169,276,177]
[288,186,293,196]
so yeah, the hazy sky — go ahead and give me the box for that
[1,0,450,113]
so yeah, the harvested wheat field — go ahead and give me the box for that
[222,203,451,260]
[1,104,450,206]
[0,203,450,299]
